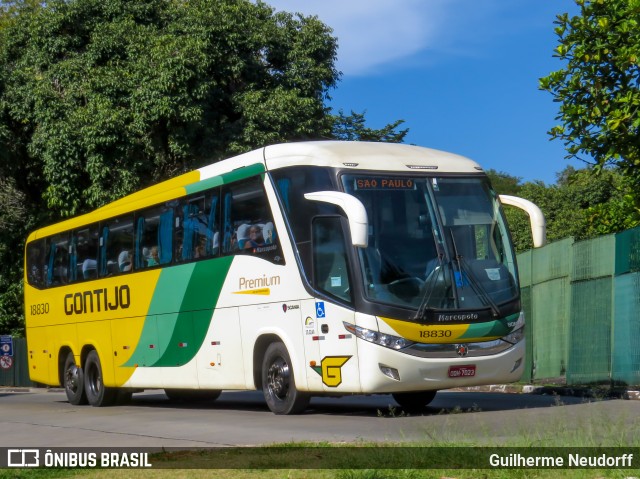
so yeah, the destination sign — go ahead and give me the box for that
[354,177,416,190]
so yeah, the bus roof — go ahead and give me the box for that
[261,141,482,173]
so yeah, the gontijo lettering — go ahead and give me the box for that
[64,285,131,315]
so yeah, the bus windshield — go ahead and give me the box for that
[342,175,519,317]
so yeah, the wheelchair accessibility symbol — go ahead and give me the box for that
[315,302,326,319]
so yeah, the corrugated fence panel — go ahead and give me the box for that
[615,226,640,276]
[532,237,573,284]
[520,285,533,382]
[531,278,570,379]
[611,272,640,386]
[518,250,532,288]
[567,278,612,384]
[572,235,615,281]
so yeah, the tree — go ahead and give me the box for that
[485,170,523,196]
[330,110,408,143]
[539,0,640,214]
[492,166,636,252]
[0,0,340,218]
[0,0,409,335]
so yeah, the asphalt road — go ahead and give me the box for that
[0,388,638,448]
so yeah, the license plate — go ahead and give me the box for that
[448,365,476,378]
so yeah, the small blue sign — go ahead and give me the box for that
[0,335,13,357]
[315,302,326,319]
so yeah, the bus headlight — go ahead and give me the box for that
[502,326,524,345]
[502,312,525,345]
[343,322,414,350]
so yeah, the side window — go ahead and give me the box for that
[46,232,70,286]
[136,204,174,269]
[221,177,282,263]
[176,192,219,263]
[100,215,134,276]
[26,239,46,289]
[73,225,99,281]
[272,167,336,277]
[312,216,352,303]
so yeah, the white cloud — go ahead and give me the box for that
[263,0,505,76]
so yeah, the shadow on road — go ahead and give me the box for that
[126,389,597,417]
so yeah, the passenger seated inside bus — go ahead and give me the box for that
[147,246,159,266]
[82,258,97,279]
[118,250,132,272]
[236,222,276,250]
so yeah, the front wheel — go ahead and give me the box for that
[63,351,87,405]
[261,342,309,415]
[392,390,437,413]
[84,350,117,407]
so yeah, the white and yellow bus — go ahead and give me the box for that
[24,141,545,414]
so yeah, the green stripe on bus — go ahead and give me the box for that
[185,163,265,195]
[123,256,234,368]
[153,257,233,366]
[458,313,520,339]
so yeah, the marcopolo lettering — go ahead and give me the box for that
[64,285,131,315]
[437,313,479,322]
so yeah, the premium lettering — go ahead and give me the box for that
[239,275,280,290]
[64,285,131,315]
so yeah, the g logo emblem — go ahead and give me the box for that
[311,356,351,387]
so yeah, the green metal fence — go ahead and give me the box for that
[0,338,37,387]
[518,225,640,386]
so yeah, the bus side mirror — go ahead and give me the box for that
[499,195,547,248]
[304,191,368,248]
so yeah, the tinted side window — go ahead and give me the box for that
[272,167,337,277]
[176,192,219,263]
[46,232,70,286]
[136,204,174,269]
[73,225,99,281]
[221,177,283,263]
[26,239,46,289]
[100,215,134,276]
[312,216,352,303]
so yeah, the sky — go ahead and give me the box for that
[264,0,584,185]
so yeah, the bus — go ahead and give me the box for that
[24,141,545,414]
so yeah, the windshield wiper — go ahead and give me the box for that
[412,252,447,321]
[449,229,501,318]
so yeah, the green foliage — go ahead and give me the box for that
[330,110,408,143]
[490,167,640,252]
[0,0,340,217]
[0,0,411,334]
[485,169,523,196]
[540,0,640,213]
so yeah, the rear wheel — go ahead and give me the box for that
[262,342,309,415]
[84,350,117,407]
[63,352,87,405]
[164,389,222,402]
[392,391,437,413]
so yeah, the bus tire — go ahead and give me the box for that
[84,350,117,407]
[63,351,87,405]
[261,342,309,415]
[392,390,437,412]
[164,389,222,402]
